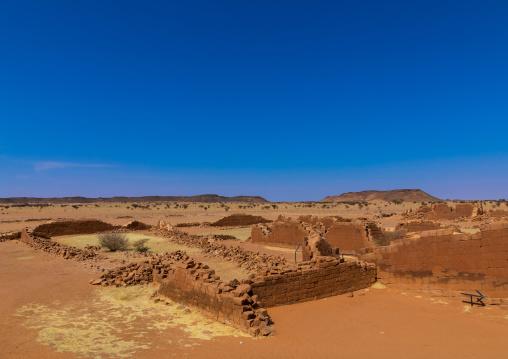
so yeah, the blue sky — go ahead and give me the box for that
[1,1,507,201]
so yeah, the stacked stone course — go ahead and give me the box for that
[250,257,376,307]
[20,228,103,261]
[362,224,508,299]
[0,231,21,242]
[396,221,442,233]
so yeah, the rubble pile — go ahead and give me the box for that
[154,228,293,274]
[22,229,104,261]
[90,250,190,286]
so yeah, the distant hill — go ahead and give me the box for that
[321,189,440,203]
[0,194,269,204]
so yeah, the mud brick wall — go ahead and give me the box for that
[252,218,375,253]
[0,231,21,242]
[251,220,307,246]
[324,222,374,252]
[156,264,273,336]
[250,258,376,307]
[490,210,508,218]
[396,221,441,233]
[365,224,508,298]
[298,215,336,228]
[20,227,35,244]
[455,203,476,217]
[423,202,483,220]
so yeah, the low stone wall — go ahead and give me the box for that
[250,257,376,307]
[362,224,508,298]
[0,231,21,242]
[396,221,441,233]
[157,265,272,336]
[20,228,103,261]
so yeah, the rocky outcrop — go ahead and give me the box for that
[321,189,440,203]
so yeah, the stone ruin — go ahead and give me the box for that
[249,215,508,302]
[360,223,508,301]
[148,223,376,335]
[0,231,21,242]
[14,212,507,337]
[251,215,384,254]
[395,220,442,233]
[404,202,484,221]
[14,222,376,337]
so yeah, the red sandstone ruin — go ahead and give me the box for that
[250,214,508,300]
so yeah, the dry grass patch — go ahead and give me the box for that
[55,233,202,259]
[16,285,248,358]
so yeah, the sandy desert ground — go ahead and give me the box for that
[1,202,508,358]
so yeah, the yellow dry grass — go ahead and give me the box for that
[16,285,249,358]
[55,233,202,259]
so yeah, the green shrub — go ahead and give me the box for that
[98,233,129,252]
[133,238,149,253]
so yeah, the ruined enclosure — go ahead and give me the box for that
[361,224,508,299]
[152,223,377,335]
[405,202,484,221]
[251,215,381,253]
[250,214,508,301]
[8,207,508,342]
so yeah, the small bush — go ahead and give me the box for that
[98,233,129,252]
[133,238,149,253]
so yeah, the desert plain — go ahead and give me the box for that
[1,197,508,358]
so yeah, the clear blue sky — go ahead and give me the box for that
[1,1,507,201]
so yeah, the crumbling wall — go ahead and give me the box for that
[396,221,441,233]
[302,232,335,261]
[362,224,508,298]
[251,217,308,246]
[490,210,508,218]
[324,222,372,251]
[406,202,483,221]
[0,231,21,242]
[298,215,336,228]
[250,257,376,307]
[252,216,376,253]
[157,264,273,336]
[20,228,103,261]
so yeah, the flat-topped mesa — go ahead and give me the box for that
[0,194,269,205]
[321,189,440,203]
